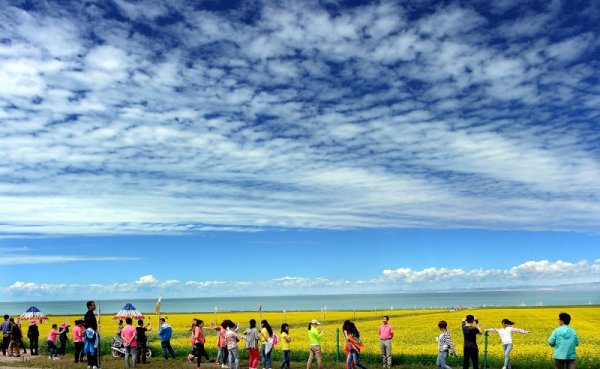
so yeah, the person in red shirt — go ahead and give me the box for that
[120,318,138,368]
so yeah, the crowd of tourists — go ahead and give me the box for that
[1,303,580,369]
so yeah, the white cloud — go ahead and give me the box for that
[136,275,157,285]
[382,259,600,287]
[3,259,599,300]
[0,0,598,237]
[0,255,138,265]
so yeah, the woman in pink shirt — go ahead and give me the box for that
[47,324,60,360]
[72,320,85,363]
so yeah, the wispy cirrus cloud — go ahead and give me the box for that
[0,0,598,236]
[0,255,138,265]
[0,246,138,265]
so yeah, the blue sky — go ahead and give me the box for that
[0,0,599,300]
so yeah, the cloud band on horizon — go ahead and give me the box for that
[3,259,598,300]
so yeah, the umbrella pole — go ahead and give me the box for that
[98,304,102,369]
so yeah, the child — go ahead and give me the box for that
[436,320,456,369]
[280,323,291,369]
[47,324,60,360]
[486,319,530,369]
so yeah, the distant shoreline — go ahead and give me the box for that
[1,289,598,315]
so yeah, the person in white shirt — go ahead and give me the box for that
[485,319,530,369]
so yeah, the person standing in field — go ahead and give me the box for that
[485,319,530,369]
[212,320,229,368]
[1,314,10,356]
[461,315,481,369]
[226,320,245,369]
[280,323,291,369]
[343,320,368,369]
[84,300,99,369]
[306,319,323,369]
[192,319,209,369]
[244,319,260,369]
[117,320,124,337]
[72,320,85,363]
[8,318,22,357]
[27,320,39,356]
[121,318,138,368]
[435,320,456,369]
[136,319,152,364]
[47,323,60,360]
[158,318,176,359]
[259,320,273,369]
[378,316,393,368]
[17,321,27,355]
[57,322,70,355]
[548,312,579,369]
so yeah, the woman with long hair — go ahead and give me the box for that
[343,320,368,369]
[259,320,273,369]
[192,319,209,369]
[486,319,530,369]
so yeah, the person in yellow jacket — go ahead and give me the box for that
[307,320,323,369]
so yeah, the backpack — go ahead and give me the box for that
[85,328,96,340]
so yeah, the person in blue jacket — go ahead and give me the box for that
[548,312,579,369]
[158,318,176,359]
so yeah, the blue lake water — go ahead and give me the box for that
[1,289,598,315]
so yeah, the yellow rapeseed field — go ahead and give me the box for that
[33,306,599,367]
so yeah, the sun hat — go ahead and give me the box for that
[30,320,37,325]
[60,323,68,328]
[310,319,320,325]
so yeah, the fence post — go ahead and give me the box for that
[336,328,340,362]
[483,331,488,369]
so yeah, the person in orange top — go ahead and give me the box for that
[192,319,209,369]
